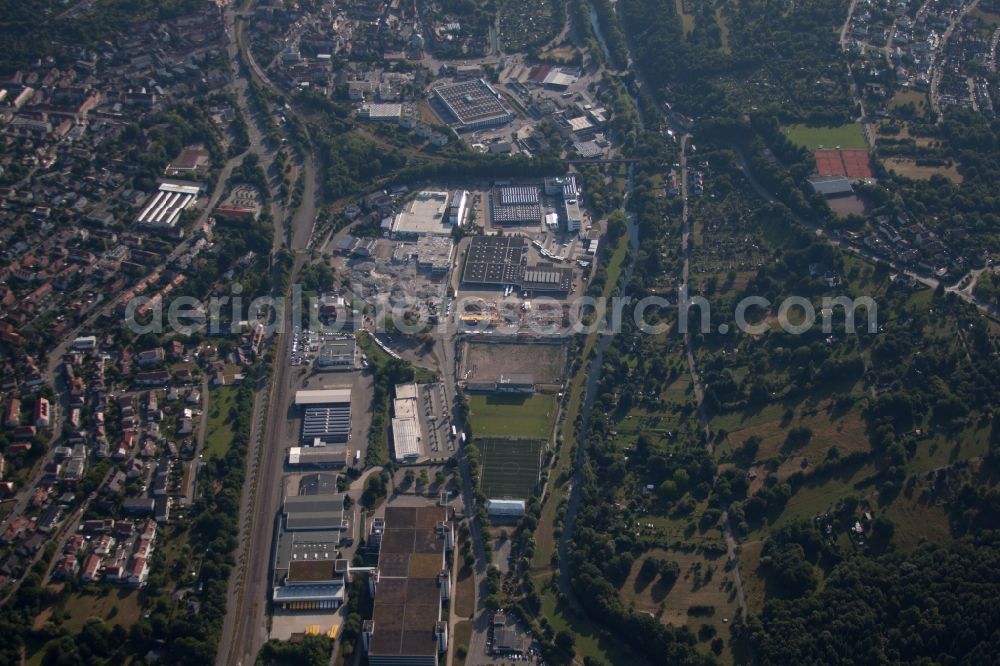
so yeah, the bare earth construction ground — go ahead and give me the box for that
[461,340,566,387]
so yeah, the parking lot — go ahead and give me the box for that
[419,381,454,457]
[277,369,374,465]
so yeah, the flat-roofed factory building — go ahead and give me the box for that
[490,186,542,226]
[315,337,357,371]
[461,235,574,296]
[391,383,421,463]
[288,444,349,468]
[135,180,203,233]
[390,191,453,238]
[295,389,352,444]
[363,506,454,666]
[431,79,514,132]
[272,476,352,612]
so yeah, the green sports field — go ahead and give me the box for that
[468,393,556,439]
[479,437,544,500]
[782,123,867,150]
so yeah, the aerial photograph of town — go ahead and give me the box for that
[0,0,999,664]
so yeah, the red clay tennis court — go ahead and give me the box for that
[813,149,874,179]
[840,149,874,179]
[814,150,846,176]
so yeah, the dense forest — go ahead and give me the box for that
[751,529,1000,663]
[620,0,853,122]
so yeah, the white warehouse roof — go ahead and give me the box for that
[486,499,526,514]
[295,388,352,406]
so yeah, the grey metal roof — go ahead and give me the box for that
[283,493,345,530]
[808,175,854,196]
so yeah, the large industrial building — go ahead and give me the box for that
[315,337,357,370]
[391,383,422,463]
[431,79,514,131]
[390,191,453,238]
[461,236,574,295]
[363,506,453,666]
[295,389,351,444]
[135,180,202,232]
[490,186,542,226]
[288,444,349,468]
[564,198,583,234]
[272,477,352,612]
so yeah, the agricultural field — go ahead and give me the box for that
[782,123,867,150]
[461,340,566,387]
[468,393,556,439]
[478,437,544,499]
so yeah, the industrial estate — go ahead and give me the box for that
[1,0,1000,665]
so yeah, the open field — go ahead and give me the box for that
[783,123,867,150]
[828,194,868,217]
[769,462,878,531]
[675,0,695,35]
[876,121,935,147]
[620,549,741,654]
[61,588,143,632]
[884,488,953,550]
[737,541,766,615]
[453,621,473,666]
[479,437,543,500]
[716,7,731,53]
[204,385,236,459]
[907,423,991,474]
[461,340,566,386]
[714,401,869,476]
[468,393,555,439]
[884,157,963,184]
[455,562,476,617]
[541,587,634,664]
[889,88,928,111]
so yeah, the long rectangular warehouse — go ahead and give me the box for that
[288,445,349,468]
[295,388,352,406]
[135,181,201,229]
[301,405,351,443]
